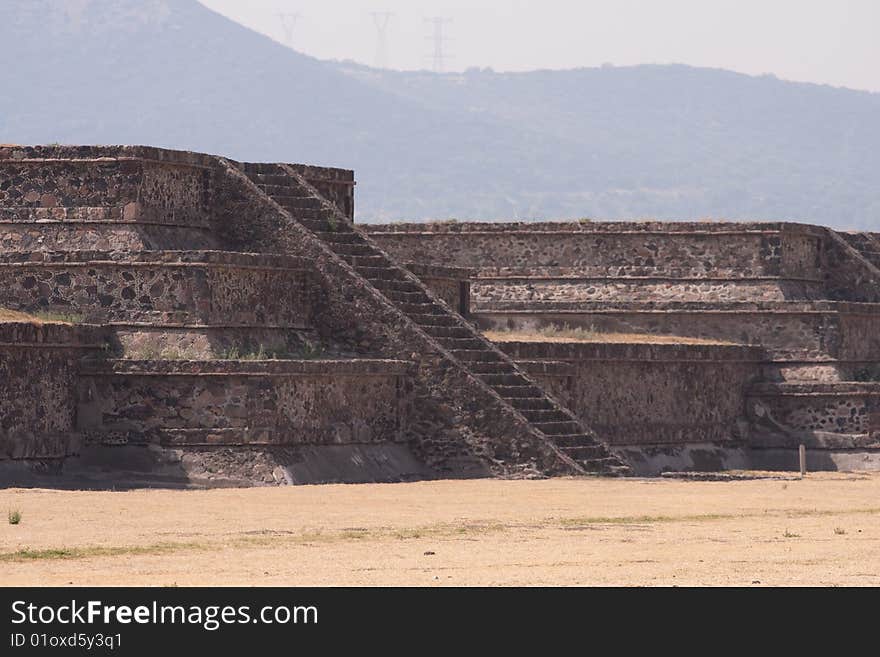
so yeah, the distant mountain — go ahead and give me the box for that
[2,0,879,228]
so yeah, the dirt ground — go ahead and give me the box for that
[1,473,879,586]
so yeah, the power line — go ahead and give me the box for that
[277,11,301,48]
[371,12,394,69]
[424,16,452,73]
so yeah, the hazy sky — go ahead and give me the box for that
[198,0,880,92]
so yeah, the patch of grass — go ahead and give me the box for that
[8,510,21,525]
[0,308,86,325]
[3,507,877,565]
[30,311,85,324]
[132,345,202,361]
[218,343,303,361]
[0,541,203,563]
[0,309,39,323]
[559,512,732,527]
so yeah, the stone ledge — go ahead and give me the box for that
[749,382,880,396]
[500,340,764,362]
[474,273,824,283]
[511,359,574,376]
[403,262,474,281]
[0,145,355,182]
[0,322,107,346]
[0,206,212,229]
[475,299,880,314]
[158,428,406,447]
[0,249,311,269]
[81,358,414,377]
[749,431,880,450]
[363,220,826,236]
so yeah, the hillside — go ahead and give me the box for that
[1,0,878,227]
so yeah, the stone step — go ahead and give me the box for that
[559,445,608,460]
[316,231,365,244]
[331,243,375,256]
[273,196,324,211]
[437,337,487,351]
[396,301,439,315]
[508,397,556,411]
[466,361,513,374]
[550,433,597,447]
[408,313,461,327]
[242,163,283,175]
[350,255,388,268]
[297,218,338,233]
[356,266,406,282]
[532,420,583,436]
[518,408,573,423]
[385,289,433,305]
[368,278,422,293]
[478,372,531,387]
[249,173,294,186]
[492,384,545,398]
[421,325,477,340]
[450,349,506,363]
[258,184,309,197]
[288,208,325,221]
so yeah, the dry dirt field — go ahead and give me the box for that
[1,473,879,586]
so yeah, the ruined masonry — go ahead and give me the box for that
[0,146,624,487]
[1,146,878,487]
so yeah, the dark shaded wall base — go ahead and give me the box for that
[0,444,436,490]
[616,444,880,476]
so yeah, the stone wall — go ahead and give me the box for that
[748,382,880,450]
[0,322,106,460]
[110,326,319,361]
[0,154,212,227]
[78,359,413,447]
[0,146,354,249]
[475,301,880,363]
[499,340,762,447]
[473,279,825,304]
[0,251,316,327]
[364,222,826,279]
[403,263,472,315]
[366,221,880,307]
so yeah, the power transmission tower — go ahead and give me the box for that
[371,12,394,69]
[277,11,301,48]
[424,16,452,73]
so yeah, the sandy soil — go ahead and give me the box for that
[1,473,879,586]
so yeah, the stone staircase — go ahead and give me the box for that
[242,163,627,474]
[840,232,880,270]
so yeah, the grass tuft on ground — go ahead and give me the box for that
[0,308,83,324]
